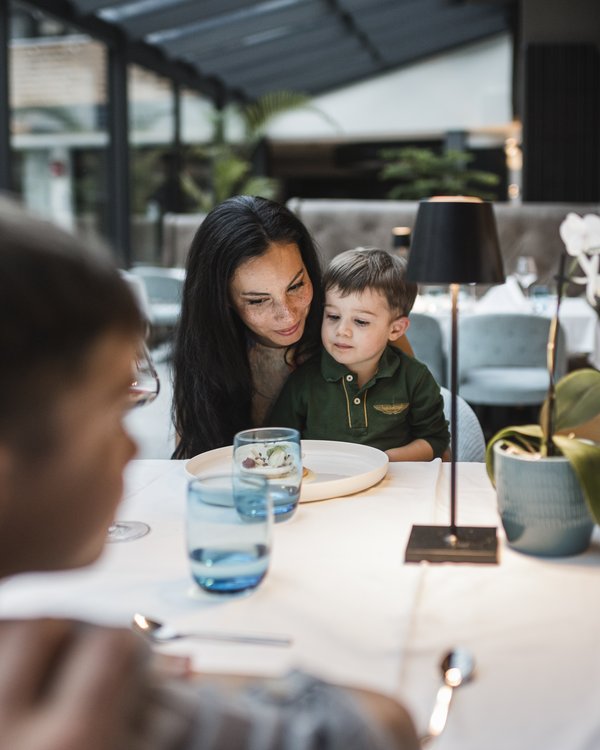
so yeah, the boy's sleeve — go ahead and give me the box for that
[408,368,450,459]
[267,370,308,434]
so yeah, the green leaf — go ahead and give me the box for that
[243,91,311,138]
[553,435,600,523]
[240,175,279,201]
[550,368,600,433]
[377,146,500,201]
[485,424,543,484]
[486,368,600,526]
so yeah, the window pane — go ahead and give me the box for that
[129,64,175,266]
[9,1,110,242]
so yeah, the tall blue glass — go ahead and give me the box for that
[233,427,302,522]
[187,473,272,594]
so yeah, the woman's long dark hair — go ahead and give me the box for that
[172,196,323,458]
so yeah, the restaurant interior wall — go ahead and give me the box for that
[265,34,513,141]
[263,33,513,202]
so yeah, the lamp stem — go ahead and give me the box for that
[450,283,459,535]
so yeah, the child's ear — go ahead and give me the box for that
[388,315,410,342]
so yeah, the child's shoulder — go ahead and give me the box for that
[386,343,424,368]
[386,344,438,383]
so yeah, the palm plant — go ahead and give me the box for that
[190,90,333,211]
[378,146,500,201]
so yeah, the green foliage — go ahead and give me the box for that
[241,90,317,139]
[486,369,600,523]
[378,146,500,201]
[186,90,327,211]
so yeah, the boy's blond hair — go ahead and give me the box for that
[323,247,418,317]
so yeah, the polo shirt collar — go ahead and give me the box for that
[320,345,401,385]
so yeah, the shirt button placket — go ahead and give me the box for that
[348,380,366,429]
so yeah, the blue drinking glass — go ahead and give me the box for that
[187,473,272,594]
[233,427,302,522]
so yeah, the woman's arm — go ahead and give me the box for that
[391,335,414,357]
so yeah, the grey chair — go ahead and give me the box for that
[119,269,152,323]
[440,386,486,462]
[408,312,446,386]
[457,313,567,406]
[129,265,185,328]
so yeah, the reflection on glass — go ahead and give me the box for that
[128,64,176,266]
[9,2,109,240]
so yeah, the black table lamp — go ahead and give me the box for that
[404,197,504,564]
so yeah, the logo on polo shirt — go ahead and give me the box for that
[373,403,409,415]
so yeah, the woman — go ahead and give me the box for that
[173,195,413,459]
[173,196,323,458]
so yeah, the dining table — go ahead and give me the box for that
[413,282,600,363]
[1,457,599,750]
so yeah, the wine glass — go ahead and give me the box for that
[514,255,538,296]
[107,342,160,543]
[129,341,161,408]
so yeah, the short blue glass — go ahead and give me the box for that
[233,427,302,522]
[187,473,272,594]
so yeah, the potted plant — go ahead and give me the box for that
[187,90,337,211]
[486,212,600,556]
[377,146,500,201]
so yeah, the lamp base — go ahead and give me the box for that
[404,524,498,564]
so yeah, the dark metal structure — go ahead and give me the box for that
[20,0,516,101]
[0,0,516,261]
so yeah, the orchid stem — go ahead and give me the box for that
[544,254,566,457]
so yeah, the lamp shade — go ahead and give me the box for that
[406,198,504,285]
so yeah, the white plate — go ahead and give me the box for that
[185,440,389,503]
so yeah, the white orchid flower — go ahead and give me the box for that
[559,212,600,307]
[583,213,600,251]
[559,212,587,256]
[559,213,600,256]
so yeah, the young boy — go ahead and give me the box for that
[269,248,449,461]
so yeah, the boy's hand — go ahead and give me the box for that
[386,439,434,462]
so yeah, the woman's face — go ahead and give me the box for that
[229,241,314,348]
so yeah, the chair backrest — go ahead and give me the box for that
[458,313,567,379]
[119,269,152,322]
[407,312,446,386]
[130,266,185,304]
[440,386,486,462]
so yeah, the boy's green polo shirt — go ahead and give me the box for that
[268,346,449,458]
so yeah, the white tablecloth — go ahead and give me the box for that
[1,459,600,750]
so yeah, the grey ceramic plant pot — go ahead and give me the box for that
[493,443,595,557]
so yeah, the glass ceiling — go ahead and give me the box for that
[31,0,516,101]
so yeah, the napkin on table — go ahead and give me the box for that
[475,275,531,313]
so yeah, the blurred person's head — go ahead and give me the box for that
[0,197,144,576]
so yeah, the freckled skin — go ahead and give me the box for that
[229,242,313,348]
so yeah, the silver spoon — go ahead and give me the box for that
[421,649,475,747]
[132,613,292,647]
